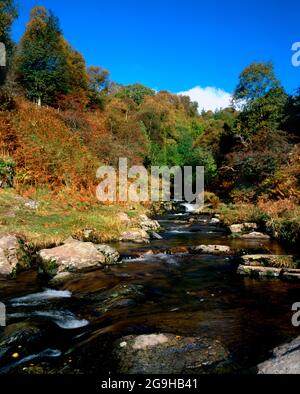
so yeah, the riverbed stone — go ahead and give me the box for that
[230,223,258,234]
[258,336,300,374]
[119,229,150,244]
[190,245,231,255]
[241,255,295,268]
[94,245,120,265]
[237,265,282,278]
[0,235,30,277]
[139,215,160,232]
[113,333,231,374]
[38,240,107,276]
[241,232,270,240]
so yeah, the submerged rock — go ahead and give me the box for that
[0,235,30,277]
[241,255,295,268]
[113,333,231,374]
[190,245,231,255]
[0,322,44,363]
[258,336,300,374]
[120,229,150,244]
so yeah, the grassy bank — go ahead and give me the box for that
[219,201,300,247]
[0,188,145,248]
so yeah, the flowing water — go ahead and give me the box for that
[0,210,299,374]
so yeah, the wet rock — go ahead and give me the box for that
[237,265,282,278]
[139,215,160,232]
[88,283,144,313]
[210,218,220,224]
[241,232,270,240]
[0,235,30,277]
[258,336,300,374]
[120,229,150,244]
[282,269,300,282]
[117,212,131,225]
[241,255,295,268]
[0,322,44,363]
[230,223,258,234]
[38,240,106,277]
[150,231,163,240]
[113,333,231,374]
[190,245,231,255]
[94,245,120,265]
[49,272,78,286]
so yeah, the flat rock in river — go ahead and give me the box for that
[190,245,231,255]
[113,333,231,374]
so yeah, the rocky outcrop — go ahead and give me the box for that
[0,235,30,277]
[190,244,231,255]
[139,214,160,232]
[113,333,230,374]
[38,240,120,277]
[258,336,300,374]
[119,229,150,244]
[282,269,300,281]
[230,223,258,234]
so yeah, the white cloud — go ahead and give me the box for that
[177,86,232,112]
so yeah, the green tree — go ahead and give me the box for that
[115,83,155,105]
[0,0,18,85]
[233,61,287,137]
[16,6,69,105]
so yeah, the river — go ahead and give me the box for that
[0,210,299,374]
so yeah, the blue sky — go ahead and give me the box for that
[12,0,300,110]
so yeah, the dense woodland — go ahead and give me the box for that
[0,1,300,245]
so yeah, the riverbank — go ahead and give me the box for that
[0,188,147,248]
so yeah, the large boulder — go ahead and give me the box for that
[241,255,295,268]
[139,215,160,232]
[38,240,120,277]
[113,333,230,374]
[119,229,150,244]
[230,223,257,234]
[0,235,30,277]
[258,336,300,374]
[190,245,231,255]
